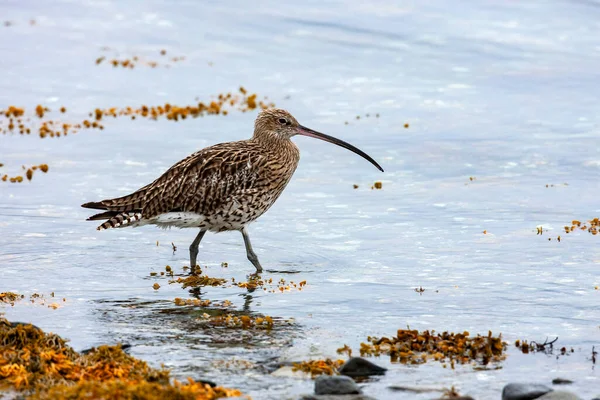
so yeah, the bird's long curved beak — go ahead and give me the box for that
[297,125,384,172]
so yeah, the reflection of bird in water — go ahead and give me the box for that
[82,109,383,272]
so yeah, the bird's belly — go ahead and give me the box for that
[150,210,255,232]
[152,212,208,229]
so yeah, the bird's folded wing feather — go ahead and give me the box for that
[140,142,263,219]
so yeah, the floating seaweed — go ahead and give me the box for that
[170,275,228,289]
[198,313,274,330]
[95,49,186,69]
[234,276,307,293]
[173,298,212,307]
[292,359,345,377]
[563,218,600,236]
[514,337,573,355]
[336,344,352,358]
[0,292,24,306]
[90,88,273,122]
[357,329,506,369]
[1,163,50,183]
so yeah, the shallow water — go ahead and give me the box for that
[1,0,600,398]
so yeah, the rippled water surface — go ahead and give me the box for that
[1,1,600,398]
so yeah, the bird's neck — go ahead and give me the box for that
[251,135,300,167]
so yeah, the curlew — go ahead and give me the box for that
[82,109,383,273]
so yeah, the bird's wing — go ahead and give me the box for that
[140,141,263,219]
[81,182,152,212]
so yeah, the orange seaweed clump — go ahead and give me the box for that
[91,88,274,123]
[27,378,243,400]
[174,298,211,307]
[95,51,186,69]
[170,275,227,289]
[1,106,25,117]
[562,217,600,236]
[1,164,49,183]
[0,318,244,399]
[1,105,103,138]
[292,359,344,377]
[199,313,274,330]
[234,276,307,293]
[358,329,506,369]
[0,292,24,306]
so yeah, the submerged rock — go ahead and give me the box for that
[502,383,553,400]
[536,391,581,400]
[338,357,387,378]
[315,375,361,395]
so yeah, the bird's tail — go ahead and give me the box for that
[90,211,144,230]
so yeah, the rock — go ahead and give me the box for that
[315,375,361,395]
[301,396,376,400]
[551,378,573,385]
[338,357,387,378]
[536,391,581,400]
[502,383,553,400]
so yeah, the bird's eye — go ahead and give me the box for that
[278,118,288,125]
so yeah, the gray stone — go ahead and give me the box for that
[315,375,361,395]
[502,383,553,400]
[301,395,376,400]
[339,357,387,377]
[536,391,581,400]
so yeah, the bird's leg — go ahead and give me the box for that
[240,227,263,273]
[189,229,207,273]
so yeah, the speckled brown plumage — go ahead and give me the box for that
[82,108,383,272]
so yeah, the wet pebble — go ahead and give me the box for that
[551,378,573,385]
[502,383,552,400]
[536,391,581,400]
[433,397,474,400]
[302,396,375,400]
[388,385,444,393]
[315,375,361,395]
[80,343,131,355]
[194,378,216,387]
[302,396,376,400]
[338,357,386,378]
[9,321,41,330]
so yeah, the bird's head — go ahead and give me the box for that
[253,108,384,172]
[254,108,300,140]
